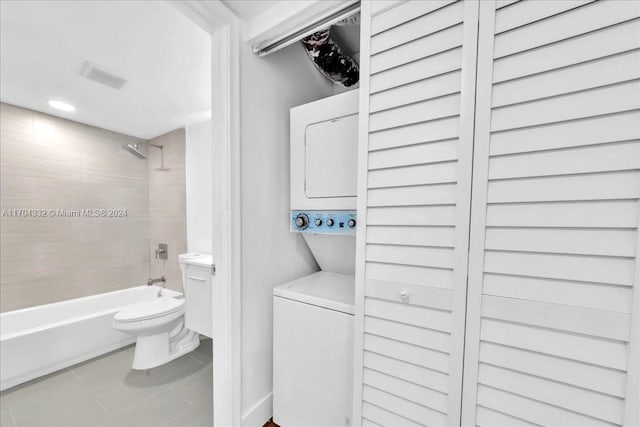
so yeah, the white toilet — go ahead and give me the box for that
[113,296,199,369]
[112,258,202,370]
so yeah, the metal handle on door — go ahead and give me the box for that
[188,276,206,282]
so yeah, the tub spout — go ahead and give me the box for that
[147,276,166,287]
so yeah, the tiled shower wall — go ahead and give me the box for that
[148,128,187,293]
[0,103,187,311]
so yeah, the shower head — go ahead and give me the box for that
[122,143,147,159]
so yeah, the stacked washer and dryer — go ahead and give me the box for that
[273,89,359,427]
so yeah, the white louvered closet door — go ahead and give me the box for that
[352,1,479,425]
[462,1,640,426]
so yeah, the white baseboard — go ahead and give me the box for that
[241,392,273,427]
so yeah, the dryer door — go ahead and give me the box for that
[305,113,358,199]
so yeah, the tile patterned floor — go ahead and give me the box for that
[0,339,213,427]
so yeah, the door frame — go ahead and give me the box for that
[167,2,242,426]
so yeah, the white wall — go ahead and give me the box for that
[238,41,333,425]
[186,119,213,254]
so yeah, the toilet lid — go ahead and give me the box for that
[114,297,184,322]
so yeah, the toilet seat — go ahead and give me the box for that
[114,297,184,323]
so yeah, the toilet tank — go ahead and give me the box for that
[180,253,213,338]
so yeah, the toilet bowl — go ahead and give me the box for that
[112,295,199,370]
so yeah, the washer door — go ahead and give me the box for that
[273,296,354,427]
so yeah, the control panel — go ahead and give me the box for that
[291,211,356,235]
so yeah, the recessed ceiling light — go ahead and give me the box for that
[48,100,75,112]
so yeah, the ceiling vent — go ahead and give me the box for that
[79,61,127,90]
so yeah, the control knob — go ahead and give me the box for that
[295,213,309,229]
[326,218,334,227]
[315,218,322,226]
[348,218,356,228]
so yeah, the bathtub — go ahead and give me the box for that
[0,285,180,391]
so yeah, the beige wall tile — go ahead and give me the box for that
[0,103,154,312]
[147,128,187,292]
[0,103,188,310]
